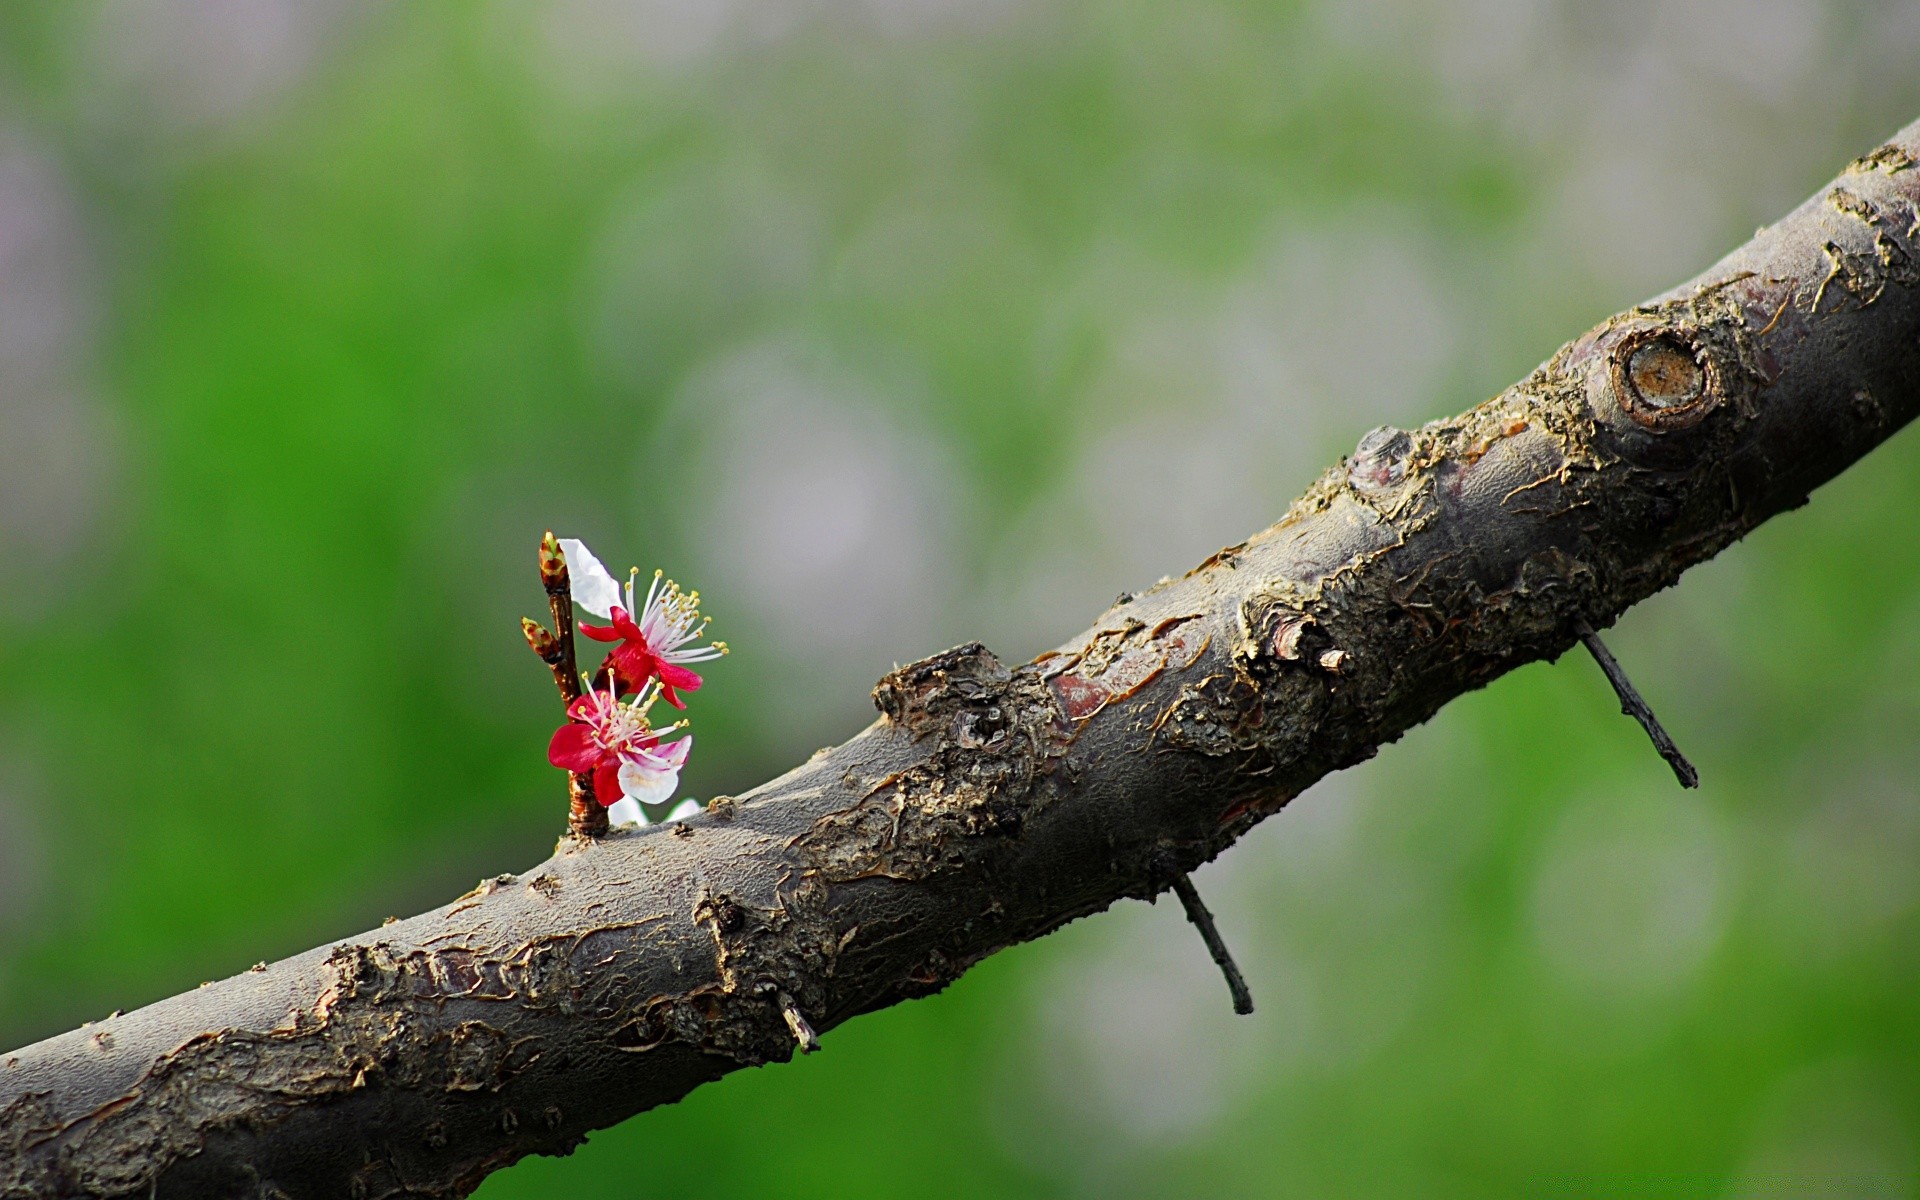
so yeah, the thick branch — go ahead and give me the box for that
[8,123,1920,1200]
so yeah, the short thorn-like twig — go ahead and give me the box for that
[1574,618,1699,789]
[777,992,820,1054]
[1169,872,1255,1016]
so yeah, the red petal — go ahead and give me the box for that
[609,644,657,693]
[592,762,622,808]
[547,724,602,772]
[611,608,645,641]
[657,662,703,694]
[580,621,621,643]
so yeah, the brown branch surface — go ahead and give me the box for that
[8,122,1920,1199]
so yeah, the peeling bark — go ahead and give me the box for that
[8,121,1920,1199]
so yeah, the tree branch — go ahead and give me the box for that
[8,121,1920,1200]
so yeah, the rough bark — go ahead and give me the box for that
[7,120,1920,1199]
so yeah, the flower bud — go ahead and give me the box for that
[539,531,568,592]
[522,617,560,659]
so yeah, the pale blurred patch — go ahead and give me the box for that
[1233,779,1443,1073]
[538,0,743,75]
[1327,0,1920,312]
[1073,409,1274,586]
[997,773,1447,1179]
[583,152,826,389]
[830,179,1034,319]
[1239,219,1458,431]
[1659,0,1826,104]
[1551,144,1730,301]
[0,127,115,620]
[682,338,962,747]
[0,131,92,369]
[1020,894,1302,1155]
[1258,774,1370,886]
[1529,789,1733,998]
[982,213,1457,652]
[1776,770,1920,960]
[80,0,357,139]
[519,0,1026,97]
[0,388,116,613]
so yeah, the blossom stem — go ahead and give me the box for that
[538,531,608,839]
[519,618,576,704]
[566,774,605,839]
[538,532,584,707]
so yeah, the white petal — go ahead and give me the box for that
[651,734,692,769]
[617,754,683,807]
[559,537,623,618]
[665,798,702,823]
[605,797,647,827]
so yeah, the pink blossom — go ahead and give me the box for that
[546,678,692,814]
[560,537,726,708]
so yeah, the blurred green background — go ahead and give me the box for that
[4,1,1920,1194]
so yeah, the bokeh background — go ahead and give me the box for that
[4,1,1920,1194]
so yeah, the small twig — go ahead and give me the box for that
[538,532,583,706]
[522,618,608,837]
[529,533,607,839]
[1574,618,1699,789]
[520,618,571,700]
[1169,872,1254,1016]
[776,992,819,1054]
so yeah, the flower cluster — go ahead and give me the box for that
[546,537,727,826]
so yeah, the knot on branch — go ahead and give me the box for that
[1579,304,1760,475]
[681,885,842,1068]
[1347,425,1413,495]
[1607,327,1722,432]
[794,643,1069,889]
[873,641,1014,739]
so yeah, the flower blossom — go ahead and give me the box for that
[546,677,693,819]
[559,537,726,708]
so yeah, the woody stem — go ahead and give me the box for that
[540,532,607,839]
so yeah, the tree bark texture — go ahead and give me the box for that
[7,121,1920,1199]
